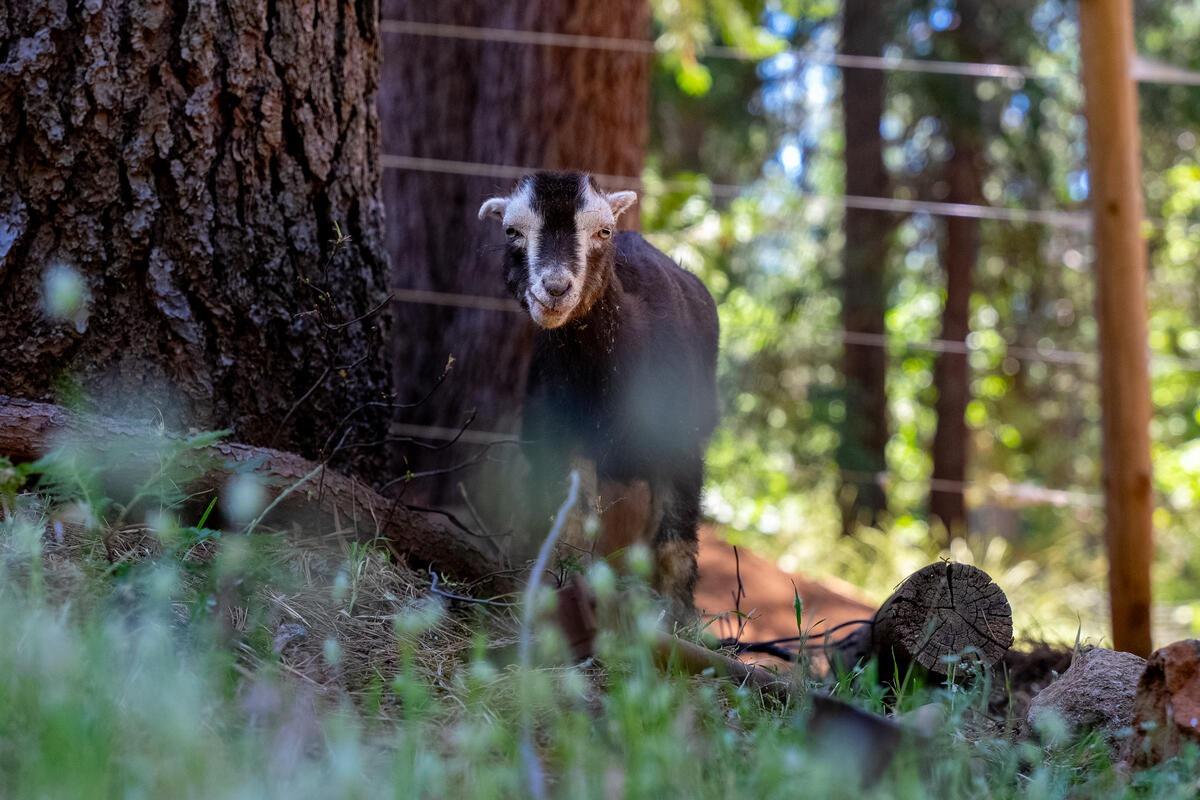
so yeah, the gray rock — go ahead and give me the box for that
[1026,647,1145,743]
[273,622,308,654]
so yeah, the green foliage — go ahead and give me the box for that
[652,0,793,96]
[0,456,29,510]
[641,0,1200,644]
[21,424,235,533]
[5,494,1200,798]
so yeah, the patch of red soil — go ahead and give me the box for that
[694,525,876,644]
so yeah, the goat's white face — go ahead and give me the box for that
[479,173,637,329]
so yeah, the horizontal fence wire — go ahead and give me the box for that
[382,416,1105,508]
[380,20,1200,87]
[381,20,1200,87]
[389,421,519,446]
[380,154,1094,229]
[388,289,1200,373]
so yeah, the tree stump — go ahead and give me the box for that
[835,562,1013,677]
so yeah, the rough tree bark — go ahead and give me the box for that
[379,1,651,505]
[837,0,894,535]
[0,0,389,475]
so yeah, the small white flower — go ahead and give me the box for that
[42,263,91,330]
[223,474,265,524]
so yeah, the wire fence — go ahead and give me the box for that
[378,16,1200,514]
[380,154,1094,228]
[380,19,1200,85]
[389,286,1200,373]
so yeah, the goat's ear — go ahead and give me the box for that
[606,191,638,220]
[478,197,508,222]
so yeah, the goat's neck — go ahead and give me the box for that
[546,272,623,371]
[573,278,621,346]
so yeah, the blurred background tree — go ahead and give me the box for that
[836,0,897,536]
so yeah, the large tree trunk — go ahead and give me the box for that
[379,1,651,507]
[837,0,894,535]
[0,0,389,475]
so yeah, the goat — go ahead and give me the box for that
[479,171,719,619]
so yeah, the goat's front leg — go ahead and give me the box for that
[520,403,579,564]
[651,457,704,626]
[556,454,599,563]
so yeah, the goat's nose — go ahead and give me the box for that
[541,276,572,298]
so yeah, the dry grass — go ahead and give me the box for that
[24,502,519,706]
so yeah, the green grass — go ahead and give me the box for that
[2,438,1199,798]
[1,516,1198,799]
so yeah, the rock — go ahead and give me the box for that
[1026,647,1145,744]
[273,622,308,655]
[899,702,947,738]
[1126,640,1200,767]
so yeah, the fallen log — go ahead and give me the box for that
[0,395,508,585]
[551,576,904,784]
[653,634,904,783]
[831,561,1013,677]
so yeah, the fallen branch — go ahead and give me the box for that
[0,395,508,586]
[551,577,905,785]
[653,631,905,781]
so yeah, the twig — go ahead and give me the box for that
[392,409,477,449]
[318,365,453,458]
[458,481,496,539]
[460,566,544,591]
[720,618,875,658]
[334,410,487,455]
[733,642,799,661]
[427,568,518,607]
[518,470,581,800]
[325,292,394,331]
[271,366,332,446]
[334,353,370,373]
[243,462,325,537]
[378,450,496,495]
[731,546,752,642]
[404,503,511,540]
[314,426,357,504]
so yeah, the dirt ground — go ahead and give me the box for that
[693,526,1072,709]
[694,525,876,643]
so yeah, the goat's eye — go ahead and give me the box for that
[596,227,613,240]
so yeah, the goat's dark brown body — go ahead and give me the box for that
[522,231,719,615]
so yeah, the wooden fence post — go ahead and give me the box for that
[1078,0,1154,656]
